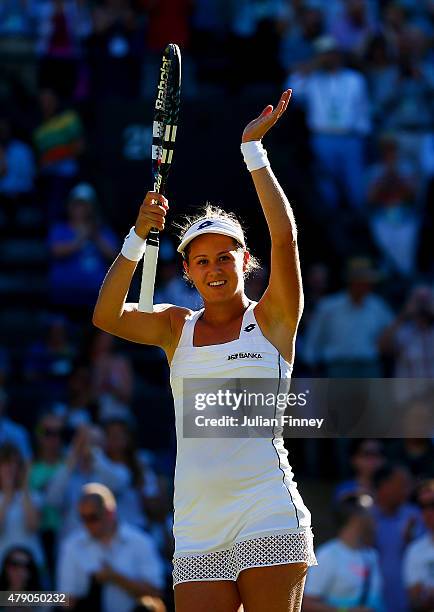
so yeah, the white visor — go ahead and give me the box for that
[177,218,246,254]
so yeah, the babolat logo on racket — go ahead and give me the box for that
[227,352,262,360]
[155,57,171,110]
[198,220,214,230]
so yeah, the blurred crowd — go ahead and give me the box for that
[0,0,434,611]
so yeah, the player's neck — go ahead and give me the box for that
[201,294,250,326]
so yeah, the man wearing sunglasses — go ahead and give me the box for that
[57,482,165,612]
[403,480,434,612]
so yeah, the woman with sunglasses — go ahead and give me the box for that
[0,547,44,611]
[94,90,316,611]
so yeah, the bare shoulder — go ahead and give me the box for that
[167,304,194,338]
[95,303,193,356]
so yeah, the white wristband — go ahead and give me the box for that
[241,141,270,172]
[121,227,147,261]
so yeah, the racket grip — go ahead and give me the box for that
[138,242,159,312]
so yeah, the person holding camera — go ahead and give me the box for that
[379,285,434,380]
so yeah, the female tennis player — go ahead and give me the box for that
[93,89,316,612]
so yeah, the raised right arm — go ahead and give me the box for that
[92,192,185,351]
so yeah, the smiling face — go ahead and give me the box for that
[183,234,250,303]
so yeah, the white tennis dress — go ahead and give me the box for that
[170,301,317,585]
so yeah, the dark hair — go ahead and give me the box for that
[103,420,144,488]
[372,463,406,491]
[0,547,41,591]
[334,493,373,531]
[363,33,395,63]
[34,411,66,458]
[416,479,434,504]
[349,438,384,458]
[174,203,260,278]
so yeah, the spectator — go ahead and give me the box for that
[84,330,134,422]
[383,1,408,50]
[46,425,130,538]
[296,262,330,375]
[32,0,92,98]
[0,116,36,232]
[280,6,324,73]
[367,135,417,209]
[319,0,379,31]
[48,183,118,316]
[381,27,434,168]
[60,363,96,430]
[0,547,44,609]
[190,0,233,90]
[366,134,420,277]
[379,285,434,380]
[0,116,35,195]
[88,0,144,99]
[103,418,161,530]
[403,480,434,612]
[0,444,43,568]
[335,439,385,502]
[363,34,400,127]
[0,0,37,97]
[0,1,34,40]
[303,257,393,377]
[289,35,371,211]
[297,262,329,333]
[371,463,425,612]
[329,0,376,55]
[57,482,165,612]
[33,88,85,221]
[23,314,76,403]
[0,391,32,461]
[386,430,434,482]
[29,413,66,578]
[88,330,134,420]
[228,0,290,89]
[304,493,384,611]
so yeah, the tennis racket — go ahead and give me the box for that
[138,43,181,312]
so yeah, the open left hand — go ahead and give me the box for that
[242,89,292,143]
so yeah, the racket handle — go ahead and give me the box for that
[138,230,159,313]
